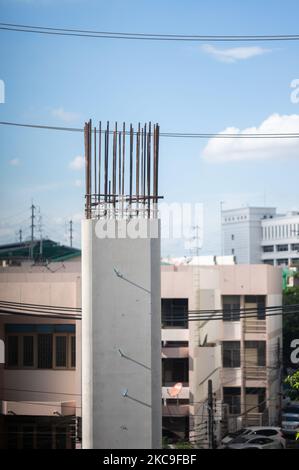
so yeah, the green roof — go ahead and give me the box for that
[0,239,81,262]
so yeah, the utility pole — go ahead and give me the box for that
[30,203,36,260]
[37,208,43,258]
[69,220,73,247]
[30,203,35,242]
[18,229,22,243]
[208,379,216,449]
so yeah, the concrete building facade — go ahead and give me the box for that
[0,258,82,449]
[161,263,282,446]
[222,207,299,267]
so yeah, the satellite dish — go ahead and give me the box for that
[167,382,183,398]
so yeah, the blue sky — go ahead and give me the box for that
[0,0,299,254]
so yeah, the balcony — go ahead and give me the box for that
[161,329,189,342]
[245,366,267,382]
[162,404,189,417]
[162,386,189,400]
[244,318,266,335]
[162,347,189,359]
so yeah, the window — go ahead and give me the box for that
[255,429,278,437]
[263,259,274,265]
[245,341,266,366]
[162,341,188,348]
[223,387,241,414]
[223,341,240,367]
[291,243,299,251]
[71,335,76,368]
[223,296,240,321]
[5,324,76,370]
[55,335,67,368]
[55,426,67,449]
[22,425,35,449]
[23,336,34,367]
[7,336,18,367]
[277,258,288,266]
[162,358,188,386]
[263,245,274,253]
[231,248,234,255]
[162,298,188,328]
[244,295,266,320]
[231,234,234,240]
[38,334,53,369]
[277,244,288,252]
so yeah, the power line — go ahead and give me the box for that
[0,300,81,312]
[1,121,299,139]
[1,22,299,42]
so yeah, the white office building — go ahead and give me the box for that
[222,207,299,267]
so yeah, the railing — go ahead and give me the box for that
[244,318,266,334]
[245,366,267,381]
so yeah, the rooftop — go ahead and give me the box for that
[0,239,81,263]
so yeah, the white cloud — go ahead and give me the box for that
[201,44,271,63]
[51,107,80,123]
[71,212,84,222]
[69,155,84,170]
[202,113,299,163]
[74,179,83,187]
[9,158,20,166]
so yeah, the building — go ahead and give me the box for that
[0,242,283,449]
[222,207,276,264]
[0,240,81,449]
[261,212,299,266]
[161,262,282,447]
[222,207,299,267]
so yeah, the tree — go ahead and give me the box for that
[284,371,299,440]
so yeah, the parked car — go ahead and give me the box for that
[226,435,284,449]
[283,404,299,415]
[281,413,299,437]
[221,426,286,448]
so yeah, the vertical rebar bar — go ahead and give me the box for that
[84,122,90,218]
[98,121,102,203]
[94,126,97,202]
[118,130,121,199]
[136,123,140,211]
[113,122,117,208]
[143,123,147,212]
[129,124,133,205]
[122,122,125,197]
[147,122,151,217]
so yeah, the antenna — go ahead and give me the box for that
[167,382,183,398]
[17,229,22,243]
[69,220,73,247]
[37,207,43,257]
[30,202,35,242]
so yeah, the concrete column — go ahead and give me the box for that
[82,219,161,449]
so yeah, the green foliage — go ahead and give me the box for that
[285,371,299,400]
[283,286,299,305]
[162,437,170,449]
[174,441,194,449]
